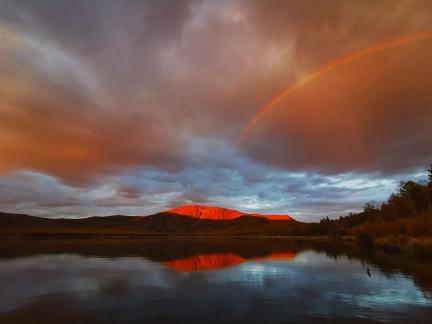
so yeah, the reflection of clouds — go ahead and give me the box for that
[353,276,432,309]
[239,263,285,286]
[0,255,174,313]
[0,252,431,322]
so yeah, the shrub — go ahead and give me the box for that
[356,232,374,248]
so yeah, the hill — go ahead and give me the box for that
[163,205,292,221]
[0,206,296,236]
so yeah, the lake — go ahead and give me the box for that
[1,238,431,323]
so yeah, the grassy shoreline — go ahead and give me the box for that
[2,233,429,259]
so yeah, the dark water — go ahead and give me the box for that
[1,238,432,323]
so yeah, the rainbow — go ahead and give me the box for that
[233,31,432,149]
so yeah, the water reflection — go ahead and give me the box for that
[1,238,432,323]
[162,252,297,271]
[163,253,247,271]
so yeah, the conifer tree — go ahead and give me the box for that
[428,164,432,185]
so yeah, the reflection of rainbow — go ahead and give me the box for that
[233,31,432,149]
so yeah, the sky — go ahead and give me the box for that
[0,0,432,221]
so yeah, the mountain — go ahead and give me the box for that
[0,206,296,236]
[164,205,292,221]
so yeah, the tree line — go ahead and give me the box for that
[289,164,432,240]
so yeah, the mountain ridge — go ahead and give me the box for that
[0,205,297,236]
[162,204,293,221]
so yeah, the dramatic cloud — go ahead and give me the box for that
[241,41,432,174]
[0,0,431,219]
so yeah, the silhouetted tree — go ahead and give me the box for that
[427,164,432,209]
[363,202,379,214]
[428,164,432,185]
[398,181,430,214]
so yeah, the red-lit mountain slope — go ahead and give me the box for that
[164,205,292,221]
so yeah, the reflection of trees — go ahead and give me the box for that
[310,240,432,296]
[2,237,432,294]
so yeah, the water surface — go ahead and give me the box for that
[1,238,431,323]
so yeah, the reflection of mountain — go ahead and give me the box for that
[2,237,432,294]
[163,253,246,271]
[163,252,297,271]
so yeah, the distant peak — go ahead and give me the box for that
[164,205,243,220]
[164,204,293,221]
